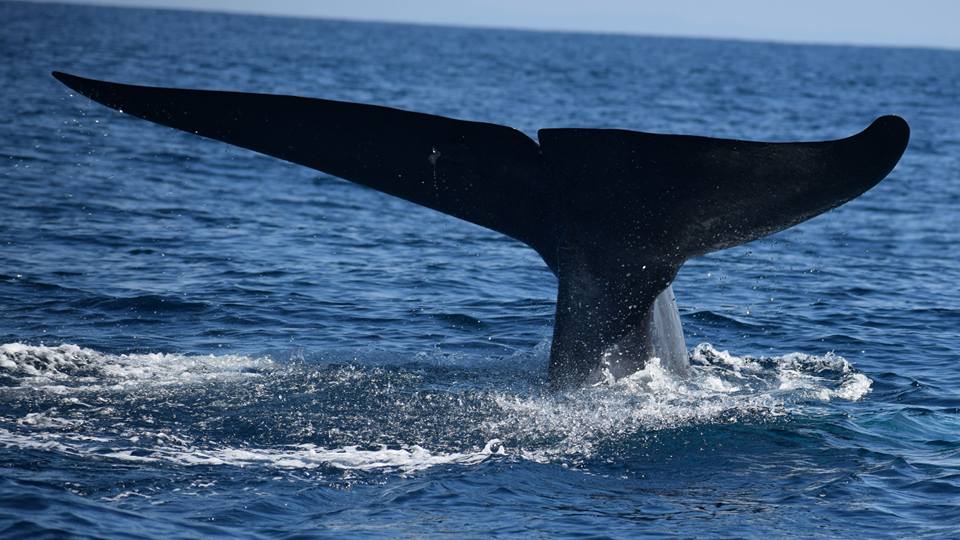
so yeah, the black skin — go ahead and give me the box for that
[52,72,910,389]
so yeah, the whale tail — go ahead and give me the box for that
[52,71,909,387]
[538,119,908,385]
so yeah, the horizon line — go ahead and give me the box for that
[19,0,960,53]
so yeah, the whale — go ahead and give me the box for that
[51,71,910,388]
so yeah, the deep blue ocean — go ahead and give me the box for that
[2,2,959,538]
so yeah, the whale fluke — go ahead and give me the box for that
[52,71,909,388]
[51,71,555,264]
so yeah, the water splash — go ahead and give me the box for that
[0,342,871,474]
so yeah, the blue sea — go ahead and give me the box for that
[2,2,959,537]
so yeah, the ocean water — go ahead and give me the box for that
[2,2,959,537]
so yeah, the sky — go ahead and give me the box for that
[29,0,960,50]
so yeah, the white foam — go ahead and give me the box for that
[834,373,872,401]
[212,439,505,472]
[16,411,85,429]
[486,344,871,461]
[0,343,274,391]
[0,427,504,474]
[101,491,151,502]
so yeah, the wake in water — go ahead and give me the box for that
[0,342,870,475]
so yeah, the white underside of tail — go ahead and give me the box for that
[590,285,691,385]
[649,285,690,375]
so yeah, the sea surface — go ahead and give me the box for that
[2,2,959,538]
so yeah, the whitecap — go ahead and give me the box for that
[0,342,274,391]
